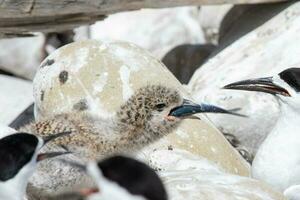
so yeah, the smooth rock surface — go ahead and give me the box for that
[0,35,45,80]
[31,40,285,199]
[0,125,16,138]
[90,7,205,59]
[284,185,300,200]
[215,1,295,56]
[188,2,300,155]
[0,75,33,125]
[198,5,233,43]
[138,145,284,199]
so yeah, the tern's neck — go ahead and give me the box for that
[0,184,25,200]
[0,167,34,200]
[272,102,300,136]
[252,101,300,191]
[0,156,37,200]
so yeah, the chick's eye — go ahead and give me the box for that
[155,103,166,111]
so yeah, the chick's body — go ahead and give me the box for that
[20,85,239,199]
[20,85,182,160]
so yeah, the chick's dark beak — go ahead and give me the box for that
[168,99,245,119]
[223,77,291,97]
[37,151,71,162]
[42,131,72,145]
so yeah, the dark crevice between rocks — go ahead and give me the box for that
[0,68,14,76]
[0,66,31,81]
[9,103,34,129]
[162,44,216,84]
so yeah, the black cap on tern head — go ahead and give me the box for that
[279,68,300,92]
[62,155,167,200]
[0,132,72,182]
[0,133,39,181]
[98,156,167,200]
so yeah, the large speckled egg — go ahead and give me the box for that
[33,40,284,199]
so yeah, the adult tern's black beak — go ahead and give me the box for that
[223,77,291,97]
[37,151,71,162]
[42,131,72,145]
[168,99,245,118]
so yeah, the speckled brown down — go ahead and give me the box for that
[22,84,244,200]
[20,85,183,160]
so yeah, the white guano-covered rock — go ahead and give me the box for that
[0,125,16,138]
[0,35,45,79]
[90,7,205,59]
[32,40,284,199]
[0,75,33,125]
[139,147,284,199]
[198,5,233,43]
[188,3,300,154]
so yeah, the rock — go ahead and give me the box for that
[44,31,74,55]
[163,169,283,200]
[9,104,34,129]
[90,7,205,59]
[198,5,233,44]
[141,149,283,200]
[284,185,300,200]
[215,1,296,56]
[74,26,90,41]
[31,40,285,199]
[137,147,284,199]
[0,75,33,125]
[188,2,300,155]
[0,35,45,80]
[0,125,16,138]
[162,44,216,84]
